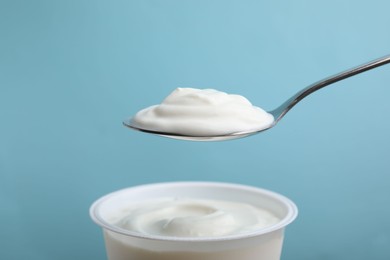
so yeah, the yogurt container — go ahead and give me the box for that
[90,182,298,260]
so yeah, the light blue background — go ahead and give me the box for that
[1,0,390,259]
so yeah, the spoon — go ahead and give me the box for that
[124,54,390,141]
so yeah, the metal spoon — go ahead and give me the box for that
[124,54,390,141]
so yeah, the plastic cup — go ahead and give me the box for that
[90,182,298,260]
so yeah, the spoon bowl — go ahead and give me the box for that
[123,119,275,141]
[124,54,390,141]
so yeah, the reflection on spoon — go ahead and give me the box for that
[124,54,390,141]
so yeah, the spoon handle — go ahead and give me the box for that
[270,54,390,122]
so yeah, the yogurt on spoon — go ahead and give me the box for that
[130,88,274,137]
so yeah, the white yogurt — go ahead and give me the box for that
[111,197,279,238]
[131,88,274,136]
[91,182,298,260]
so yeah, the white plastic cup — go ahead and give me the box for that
[90,182,298,260]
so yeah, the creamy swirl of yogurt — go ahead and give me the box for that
[131,88,274,136]
[113,198,280,238]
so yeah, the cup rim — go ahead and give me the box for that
[90,181,298,242]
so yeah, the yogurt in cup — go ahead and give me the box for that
[90,182,298,260]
